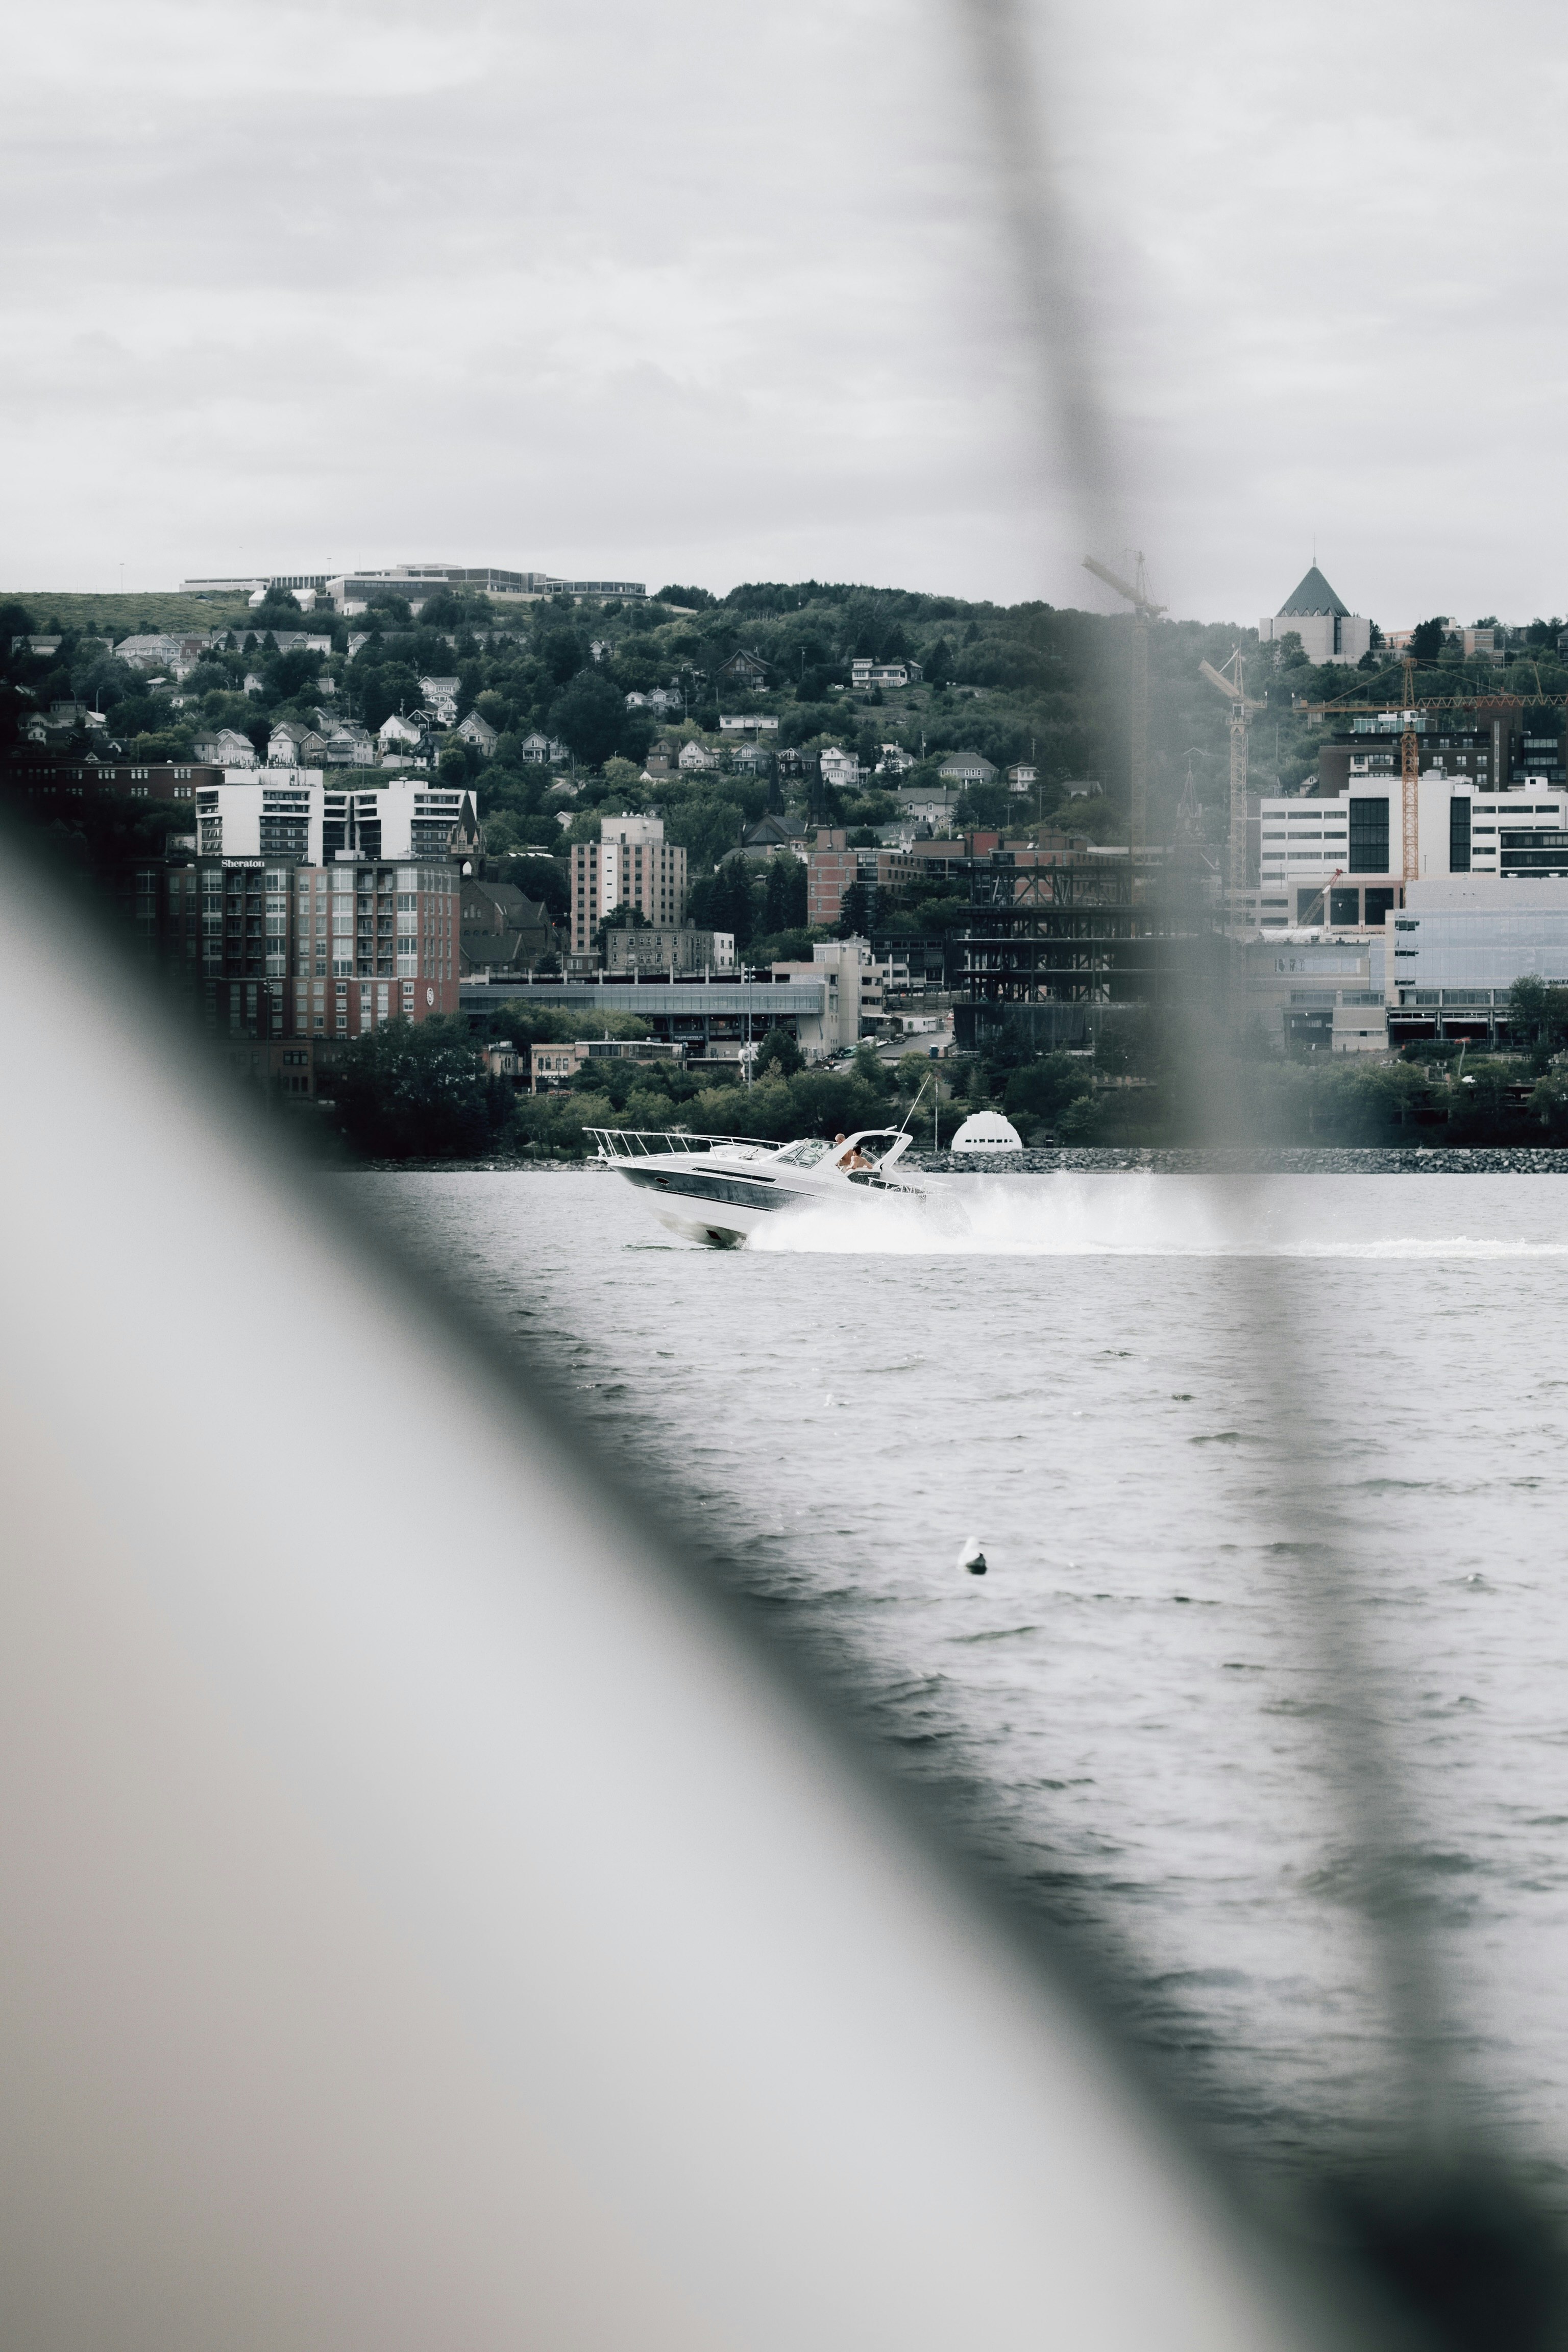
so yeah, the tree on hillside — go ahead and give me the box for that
[1409,617,1448,664]
[549,670,623,765]
[542,626,584,682]
[327,1017,508,1160]
[836,880,872,938]
[503,854,570,920]
[763,852,807,932]
[758,1025,804,1076]
[250,587,302,626]
[1003,1054,1094,1125]
[265,646,321,700]
[707,857,759,949]
[667,792,748,871]
[850,1042,889,1093]
[1508,974,1568,1067]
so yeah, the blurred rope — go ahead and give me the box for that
[945,7,1560,2325]
[953,0,1122,558]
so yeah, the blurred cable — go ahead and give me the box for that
[953,0,1122,558]
[949,6,1568,2339]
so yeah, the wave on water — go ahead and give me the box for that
[742,1172,1568,1259]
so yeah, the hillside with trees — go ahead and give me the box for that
[9,580,1568,917]
[10,577,1568,1160]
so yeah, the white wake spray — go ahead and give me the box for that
[742,1172,1568,1259]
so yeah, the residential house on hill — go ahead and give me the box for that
[850,657,923,690]
[819,744,863,791]
[324,723,376,766]
[194,726,258,767]
[115,633,185,672]
[267,720,329,766]
[713,648,771,692]
[378,712,426,754]
[518,730,567,765]
[420,675,461,722]
[937,748,997,788]
[251,629,333,656]
[454,709,499,755]
[21,705,99,748]
[875,743,916,776]
[643,738,677,777]
[678,739,719,773]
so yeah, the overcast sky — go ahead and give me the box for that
[5,0,1565,627]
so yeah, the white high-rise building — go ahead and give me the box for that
[1256,769,1568,929]
[194,775,476,866]
[570,814,688,957]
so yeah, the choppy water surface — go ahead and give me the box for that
[354,1167,1568,2206]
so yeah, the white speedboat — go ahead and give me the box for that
[588,1125,926,1248]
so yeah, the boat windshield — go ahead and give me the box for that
[773,1138,834,1167]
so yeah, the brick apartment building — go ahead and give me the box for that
[142,851,462,1040]
[2,749,219,810]
[805,830,918,926]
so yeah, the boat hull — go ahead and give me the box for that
[618,1159,801,1247]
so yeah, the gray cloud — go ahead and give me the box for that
[4,0,1565,626]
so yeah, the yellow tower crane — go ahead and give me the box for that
[1397,657,1421,882]
[1199,650,1265,922]
[1305,667,1568,883]
[1083,552,1166,853]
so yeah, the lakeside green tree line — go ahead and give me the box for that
[320,983,1568,1162]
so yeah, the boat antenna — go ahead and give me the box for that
[898,1075,932,1137]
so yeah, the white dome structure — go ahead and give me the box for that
[948,1111,1022,1152]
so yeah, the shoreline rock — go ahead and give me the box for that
[911,1146,1568,1175]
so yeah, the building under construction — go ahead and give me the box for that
[952,847,1224,1052]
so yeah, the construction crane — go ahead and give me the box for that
[1175,751,1202,845]
[1199,649,1264,916]
[1304,667,1568,882]
[1083,552,1166,854]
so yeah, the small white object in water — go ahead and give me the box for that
[958,1535,987,1577]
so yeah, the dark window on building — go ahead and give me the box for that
[1363,888,1396,927]
[1349,797,1389,872]
[1296,887,1325,925]
[1450,796,1471,872]
[1329,887,1360,925]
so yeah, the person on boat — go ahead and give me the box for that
[832,1133,871,1172]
